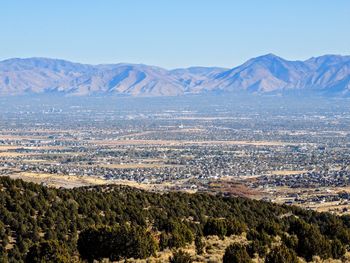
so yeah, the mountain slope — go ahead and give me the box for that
[0,54,350,96]
[2,176,350,262]
[0,59,185,96]
[195,54,350,95]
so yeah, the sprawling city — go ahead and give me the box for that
[1,95,350,216]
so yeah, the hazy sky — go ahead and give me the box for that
[1,0,349,68]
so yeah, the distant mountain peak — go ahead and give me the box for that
[255,53,281,59]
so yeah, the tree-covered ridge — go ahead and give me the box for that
[1,176,350,262]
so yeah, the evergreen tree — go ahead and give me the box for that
[195,236,204,255]
[203,218,227,239]
[26,240,70,263]
[223,243,252,263]
[265,245,298,263]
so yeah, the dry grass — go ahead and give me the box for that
[0,135,47,140]
[100,163,170,169]
[5,235,16,250]
[91,139,298,147]
[263,185,350,215]
[118,128,205,139]
[0,151,46,157]
[3,172,166,191]
[5,172,107,188]
[22,159,48,163]
[269,170,308,176]
[112,234,349,262]
[0,146,20,150]
[0,152,25,157]
[115,234,245,263]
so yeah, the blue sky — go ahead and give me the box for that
[1,0,349,68]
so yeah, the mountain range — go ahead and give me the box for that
[0,54,349,97]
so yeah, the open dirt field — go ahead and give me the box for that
[91,139,299,147]
[100,163,173,169]
[269,170,308,176]
[0,152,26,157]
[1,172,172,191]
[5,172,107,188]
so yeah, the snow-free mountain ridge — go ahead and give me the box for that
[0,54,349,96]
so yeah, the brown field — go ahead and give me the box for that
[307,201,349,213]
[21,159,49,163]
[2,172,168,191]
[206,178,260,198]
[25,146,69,150]
[119,128,205,138]
[0,135,48,140]
[0,145,68,151]
[91,139,298,147]
[0,151,49,157]
[269,170,308,176]
[261,186,350,215]
[100,163,172,169]
[4,172,107,188]
[0,146,21,150]
[0,152,26,157]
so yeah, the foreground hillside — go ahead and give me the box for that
[1,176,350,262]
[0,54,350,96]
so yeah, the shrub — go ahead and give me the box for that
[223,243,252,263]
[203,218,227,239]
[226,218,246,236]
[161,220,193,249]
[265,244,298,263]
[331,239,346,259]
[289,219,332,261]
[77,224,157,262]
[169,249,193,263]
[246,240,267,258]
[281,233,298,250]
[195,236,204,255]
[26,240,70,263]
